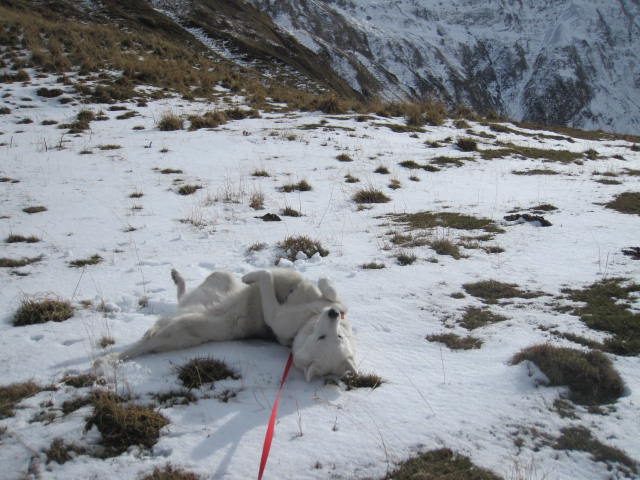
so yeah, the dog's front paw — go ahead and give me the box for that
[242,270,271,284]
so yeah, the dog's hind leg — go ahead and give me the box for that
[118,312,203,359]
[242,270,279,325]
[171,269,186,301]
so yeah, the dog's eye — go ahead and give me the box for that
[338,335,343,340]
[318,335,326,340]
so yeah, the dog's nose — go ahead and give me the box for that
[328,308,339,320]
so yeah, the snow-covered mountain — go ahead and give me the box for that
[245,0,640,134]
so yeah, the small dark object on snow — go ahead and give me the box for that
[257,213,281,222]
[622,247,640,260]
[504,213,552,227]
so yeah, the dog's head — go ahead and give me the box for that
[292,306,356,382]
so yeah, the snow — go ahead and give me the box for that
[1,73,640,480]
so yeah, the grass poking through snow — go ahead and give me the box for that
[460,307,507,330]
[84,391,169,456]
[353,188,391,204]
[176,357,239,389]
[13,297,74,326]
[342,372,383,390]
[604,192,640,215]
[561,278,640,355]
[0,382,45,419]
[277,235,329,262]
[511,345,625,405]
[427,333,483,350]
[68,254,103,268]
[463,280,543,304]
[382,448,502,480]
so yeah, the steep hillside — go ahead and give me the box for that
[248,0,640,134]
[0,0,360,106]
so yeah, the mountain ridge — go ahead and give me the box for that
[246,0,640,134]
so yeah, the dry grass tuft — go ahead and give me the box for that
[0,255,43,268]
[188,110,227,130]
[511,345,625,405]
[0,381,44,419]
[561,278,640,355]
[427,333,483,350]
[463,280,542,304]
[153,390,197,407]
[140,463,204,480]
[361,262,385,270]
[456,137,478,152]
[62,374,96,389]
[342,372,383,390]
[69,254,103,268]
[22,206,47,214]
[176,357,240,389]
[396,251,417,266]
[553,426,637,476]
[44,438,87,464]
[177,185,202,196]
[604,192,640,216]
[279,180,312,192]
[157,113,183,131]
[281,206,301,217]
[249,191,265,210]
[85,391,168,456]
[277,235,329,262]
[383,448,502,480]
[460,307,507,330]
[13,297,74,326]
[429,239,461,259]
[353,188,391,204]
[5,234,40,243]
[388,211,502,233]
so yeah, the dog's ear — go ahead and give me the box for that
[304,363,318,382]
[317,277,338,302]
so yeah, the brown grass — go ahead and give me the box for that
[176,357,240,389]
[13,297,74,326]
[157,114,183,131]
[84,392,168,456]
[383,448,502,480]
[277,235,329,262]
[427,333,483,350]
[353,188,391,204]
[342,372,383,390]
[463,280,542,304]
[0,255,43,268]
[62,374,96,389]
[140,463,204,480]
[22,206,47,214]
[604,192,640,216]
[5,234,40,243]
[44,438,87,464]
[460,307,507,330]
[69,254,103,268]
[511,345,625,405]
[0,381,44,419]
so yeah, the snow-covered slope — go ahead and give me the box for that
[248,0,640,134]
[1,71,639,479]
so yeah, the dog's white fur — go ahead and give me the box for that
[113,268,356,381]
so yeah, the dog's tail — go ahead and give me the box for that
[171,268,186,300]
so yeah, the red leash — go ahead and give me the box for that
[258,352,294,480]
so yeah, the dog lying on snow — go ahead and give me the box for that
[101,268,356,382]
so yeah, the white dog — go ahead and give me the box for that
[112,268,356,381]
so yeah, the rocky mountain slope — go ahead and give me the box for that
[246,0,640,134]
